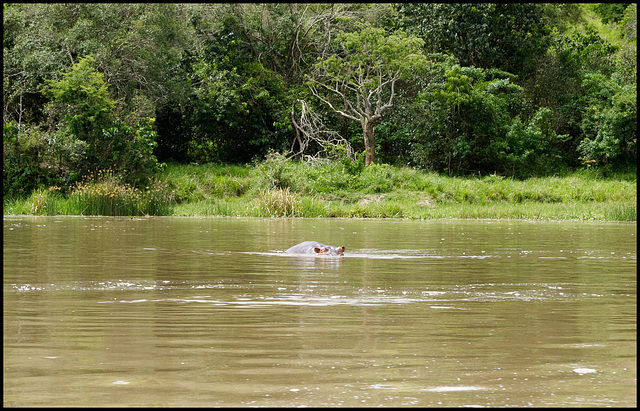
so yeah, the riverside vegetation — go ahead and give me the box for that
[4,153,636,221]
[3,5,636,221]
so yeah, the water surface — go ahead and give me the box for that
[3,217,636,407]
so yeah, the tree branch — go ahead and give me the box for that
[308,78,362,122]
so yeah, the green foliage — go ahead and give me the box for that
[309,23,428,101]
[257,150,297,190]
[101,117,162,186]
[500,108,572,177]
[527,28,620,110]
[3,55,162,198]
[578,72,637,165]
[38,56,161,187]
[522,25,631,168]
[411,65,568,177]
[397,3,550,77]
[592,3,631,24]
[3,4,192,130]
[3,123,63,197]
[2,2,637,195]
[40,55,116,179]
[157,50,291,163]
[307,22,429,165]
[41,55,115,143]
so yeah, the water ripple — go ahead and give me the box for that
[6,281,618,307]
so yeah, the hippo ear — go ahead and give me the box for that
[337,246,345,254]
[313,247,322,254]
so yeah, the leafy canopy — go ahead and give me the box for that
[41,55,115,139]
[310,24,427,104]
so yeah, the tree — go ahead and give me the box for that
[410,65,571,177]
[40,55,160,186]
[577,72,637,166]
[41,54,115,162]
[306,23,428,166]
[212,4,396,84]
[3,4,193,129]
[396,3,549,77]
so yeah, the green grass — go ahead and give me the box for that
[3,159,636,221]
[159,159,637,221]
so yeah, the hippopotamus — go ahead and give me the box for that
[285,241,345,256]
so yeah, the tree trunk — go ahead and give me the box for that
[363,118,376,166]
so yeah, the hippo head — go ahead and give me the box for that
[313,245,345,256]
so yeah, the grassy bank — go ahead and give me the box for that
[3,157,637,221]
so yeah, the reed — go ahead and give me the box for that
[71,178,136,216]
[253,187,302,217]
[4,170,174,216]
[28,186,64,215]
[67,171,173,216]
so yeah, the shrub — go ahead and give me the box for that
[3,123,65,197]
[257,150,296,189]
[101,117,162,187]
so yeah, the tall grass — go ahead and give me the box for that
[243,156,635,221]
[70,174,173,216]
[251,187,330,217]
[4,170,174,216]
[4,158,636,221]
[253,187,301,217]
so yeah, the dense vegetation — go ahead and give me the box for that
[3,3,637,218]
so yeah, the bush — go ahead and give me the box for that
[498,108,572,177]
[3,123,65,197]
[101,117,162,187]
[257,150,297,189]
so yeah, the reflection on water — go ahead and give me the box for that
[3,217,636,407]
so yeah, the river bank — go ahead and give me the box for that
[3,160,636,221]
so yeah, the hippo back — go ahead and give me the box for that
[285,241,345,256]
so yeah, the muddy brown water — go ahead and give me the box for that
[3,216,636,407]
